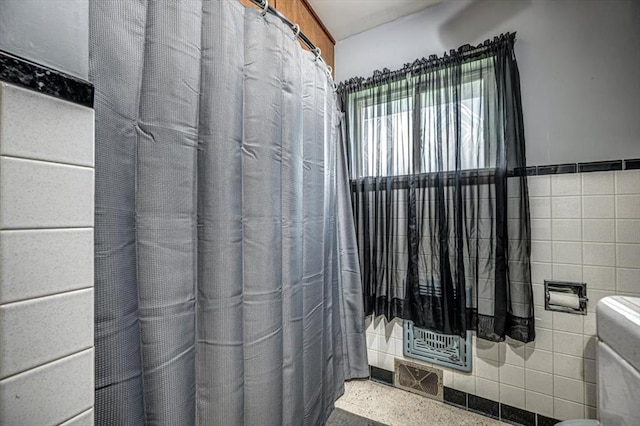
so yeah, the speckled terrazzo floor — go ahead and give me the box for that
[335,379,508,426]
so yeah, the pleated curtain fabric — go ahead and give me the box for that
[339,34,535,344]
[91,1,368,425]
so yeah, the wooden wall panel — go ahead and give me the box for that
[274,0,335,73]
[236,0,335,74]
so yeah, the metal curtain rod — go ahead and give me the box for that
[248,0,332,75]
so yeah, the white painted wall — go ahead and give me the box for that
[335,0,640,166]
[0,0,89,79]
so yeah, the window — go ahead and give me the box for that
[351,59,495,179]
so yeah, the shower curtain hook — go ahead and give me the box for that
[261,0,269,16]
[292,23,300,40]
[313,47,321,61]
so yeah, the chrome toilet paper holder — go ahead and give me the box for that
[544,280,588,315]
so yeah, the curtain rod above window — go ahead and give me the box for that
[248,0,332,75]
[337,32,517,93]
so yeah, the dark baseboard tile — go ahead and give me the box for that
[369,366,394,386]
[538,414,563,426]
[529,158,640,176]
[0,49,93,108]
[501,403,536,426]
[468,394,499,419]
[624,158,640,170]
[438,385,562,426]
[578,160,623,173]
[443,386,467,408]
[536,163,577,175]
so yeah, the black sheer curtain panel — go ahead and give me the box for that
[338,33,535,343]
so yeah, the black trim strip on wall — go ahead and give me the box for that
[442,385,560,426]
[369,365,564,426]
[351,158,640,191]
[0,50,93,108]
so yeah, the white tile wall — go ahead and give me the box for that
[365,171,640,421]
[0,229,93,304]
[0,83,94,167]
[0,348,94,425]
[0,156,94,229]
[0,288,94,378]
[0,83,94,424]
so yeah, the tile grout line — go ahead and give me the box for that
[0,153,94,170]
[0,346,93,382]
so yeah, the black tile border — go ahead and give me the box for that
[537,414,562,426]
[369,366,394,386]
[352,159,640,192]
[0,50,93,108]
[443,386,467,407]
[536,163,577,175]
[625,158,640,170]
[368,367,565,425]
[529,159,639,176]
[501,403,536,426]
[578,160,623,173]
[468,394,500,419]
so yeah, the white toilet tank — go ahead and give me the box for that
[596,296,640,426]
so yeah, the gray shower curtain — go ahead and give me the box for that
[90,1,368,425]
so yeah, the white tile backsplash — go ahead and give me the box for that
[530,197,551,218]
[452,371,475,394]
[583,265,615,291]
[552,174,581,196]
[615,170,640,195]
[474,357,500,381]
[553,312,583,334]
[552,219,582,241]
[0,348,94,426]
[500,364,525,388]
[0,83,94,167]
[554,375,585,404]
[616,195,640,219]
[583,195,615,219]
[616,243,640,268]
[552,241,582,265]
[553,353,583,380]
[500,383,526,409]
[582,219,615,243]
[555,397,585,420]
[552,196,581,218]
[0,289,93,379]
[0,157,94,229]
[531,240,553,263]
[616,267,640,293]
[616,219,640,243]
[366,170,640,421]
[583,243,616,267]
[475,377,499,401]
[525,369,553,395]
[526,390,554,418]
[582,172,614,195]
[552,331,585,358]
[528,175,551,197]
[0,84,95,423]
[531,218,551,241]
[60,408,94,426]
[0,229,93,304]
[525,348,553,374]
[552,263,582,281]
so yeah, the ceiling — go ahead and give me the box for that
[307,0,443,41]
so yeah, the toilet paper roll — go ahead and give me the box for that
[548,291,580,309]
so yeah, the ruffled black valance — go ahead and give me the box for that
[337,32,516,94]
